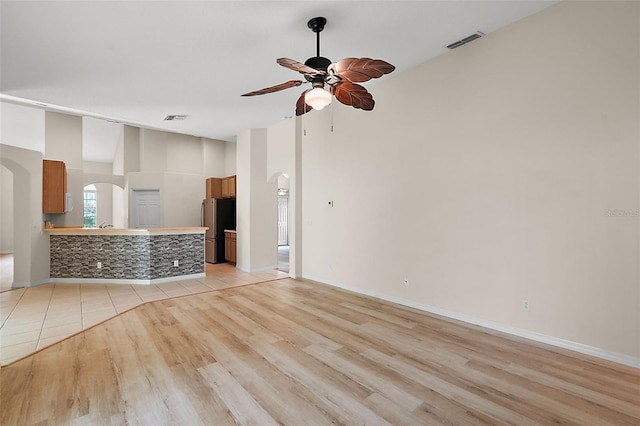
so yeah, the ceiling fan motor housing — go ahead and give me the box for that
[304,56,332,79]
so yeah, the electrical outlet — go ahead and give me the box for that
[97,261,102,269]
[173,260,179,267]
[522,299,530,311]
[403,277,409,286]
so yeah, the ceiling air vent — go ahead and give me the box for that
[446,31,485,49]
[163,115,187,121]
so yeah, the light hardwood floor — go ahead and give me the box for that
[1,278,638,425]
[0,263,287,365]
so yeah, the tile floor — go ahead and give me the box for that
[0,263,288,366]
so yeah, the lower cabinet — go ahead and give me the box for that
[225,231,237,264]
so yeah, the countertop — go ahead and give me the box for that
[43,227,208,236]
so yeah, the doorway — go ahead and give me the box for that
[0,165,14,292]
[277,175,290,272]
[131,189,162,228]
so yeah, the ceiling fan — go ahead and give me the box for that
[241,17,395,116]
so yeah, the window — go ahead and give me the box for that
[83,184,97,228]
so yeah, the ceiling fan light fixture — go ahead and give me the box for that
[305,86,332,110]
[242,17,394,116]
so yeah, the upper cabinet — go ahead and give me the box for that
[43,160,67,213]
[221,175,236,199]
[206,175,236,199]
[206,177,222,199]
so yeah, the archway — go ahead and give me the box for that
[267,171,297,275]
[83,175,126,228]
[0,146,49,289]
[276,174,290,272]
[0,165,14,291]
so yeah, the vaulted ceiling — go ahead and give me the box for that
[1,1,556,162]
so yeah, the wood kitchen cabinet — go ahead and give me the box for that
[205,176,235,199]
[225,231,236,264]
[42,160,67,213]
[227,175,236,198]
[221,175,236,198]
[206,177,222,199]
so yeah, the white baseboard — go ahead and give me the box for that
[236,264,278,274]
[303,274,640,369]
[10,278,50,288]
[48,273,206,286]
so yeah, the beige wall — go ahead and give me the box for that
[44,112,84,227]
[45,111,83,169]
[0,103,45,153]
[83,161,115,227]
[0,144,49,286]
[301,1,639,361]
[203,138,227,177]
[236,128,278,272]
[225,142,237,176]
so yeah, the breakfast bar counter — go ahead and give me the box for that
[45,227,207,284]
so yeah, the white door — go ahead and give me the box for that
[277,195,289,246]
[132,189,162,228]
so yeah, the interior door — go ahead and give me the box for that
[132,189,162,228]
[277,195,288,246]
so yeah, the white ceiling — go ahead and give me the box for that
[1,1,556,163]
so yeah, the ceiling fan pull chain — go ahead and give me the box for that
[330,101,334,133]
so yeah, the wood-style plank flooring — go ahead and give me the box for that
[0,263,287,365]
[1,278,638,425]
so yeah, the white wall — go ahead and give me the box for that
[203,138,227,177]
[0,103,45,153]
[140,129,208,175]
[267,118,295,180]
[45,111,83,169]
[122,125,140,175]
[301,1,639,361]
[225,142,237,176]
[236,128,278,272]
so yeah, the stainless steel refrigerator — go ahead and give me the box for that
[201,198,236,263]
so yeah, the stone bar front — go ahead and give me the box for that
[45,227,206,284]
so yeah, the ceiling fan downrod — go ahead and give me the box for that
[307,17,327,58]
[305,17,331,74]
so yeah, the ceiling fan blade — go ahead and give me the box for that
[295,90,312,116]
[241,80,304,97]
[277,58,326,75]
[332,82,375,111]
[328,58,395,83]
